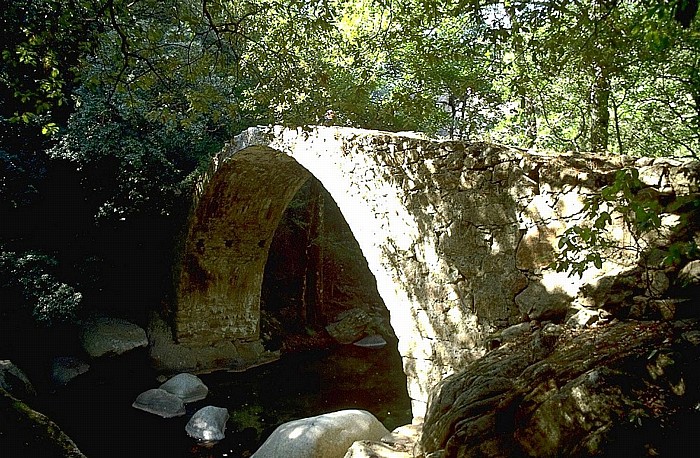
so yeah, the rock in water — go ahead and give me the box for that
[80,316,148,358]
[353,334,387,349]
[252,409,390,458]
[326,309,373,344]
[159,373,208,403]
[185,406,229,442]
[132,388,185,418]
[51,357,90,387]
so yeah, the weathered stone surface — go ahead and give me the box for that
[515,281,572,322]
[344,440,411,458]
[252,409,390,458]
[51,356,90,386]
[678,260,700,286]
[421,320,700,457]
[80,315,147,358]
[646,270,670,297]
[500,322,532,341]
[148,313,279,374]
[159,373,208,403]
[380,423,422,452]
[0,388,86,457]
[185,406,229,442]
[174,125,699,418]
[566,308,600,328]
[0,360,35,399]
[516,223,561,270]
[132,388,185,418]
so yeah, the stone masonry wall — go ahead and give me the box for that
[175,126,699,418]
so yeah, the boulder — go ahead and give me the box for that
[185,406,229,442]
[343,422,422,457]
[326,309,373,344]
[678,260,700,287]
[0,360,36,399]
[252,409,390,458]
[51,356,90,386]
[132,388,185,418]
[80,316,148,358]
[353,334,387,349]
[421,320,700,457]
[159,373,208,403]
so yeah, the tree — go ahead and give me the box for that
[2,0,698,324]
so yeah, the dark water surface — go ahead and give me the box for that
[37,343,412,458]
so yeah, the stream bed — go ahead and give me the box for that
[37,342,412,457]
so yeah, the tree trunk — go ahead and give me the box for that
[507,5,538,148]
[589,63,611,153]
[520,92,538,148]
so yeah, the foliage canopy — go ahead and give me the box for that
[1,0,698,323]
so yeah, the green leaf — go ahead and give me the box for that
[593,255,602,269]
[41,123,59,136]
[594,211,611,229]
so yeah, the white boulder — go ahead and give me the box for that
[252,409,390,458]
[159,373,208,403]
[132,388,185,418]
[186,406,229,442]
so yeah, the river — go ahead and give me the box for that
[37,342,412,457]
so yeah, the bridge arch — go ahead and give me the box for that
[175,126,458,416]
[171,126,695,417]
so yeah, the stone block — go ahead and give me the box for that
[515,282,572,322]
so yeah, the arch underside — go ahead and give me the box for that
[175,146,311,346]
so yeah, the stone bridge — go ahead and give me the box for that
[169,126,697,417]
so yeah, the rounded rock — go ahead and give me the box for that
[186,406,229,442]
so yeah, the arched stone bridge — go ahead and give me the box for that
[170,125,697,417]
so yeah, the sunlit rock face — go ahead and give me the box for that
[174,126,699,417]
